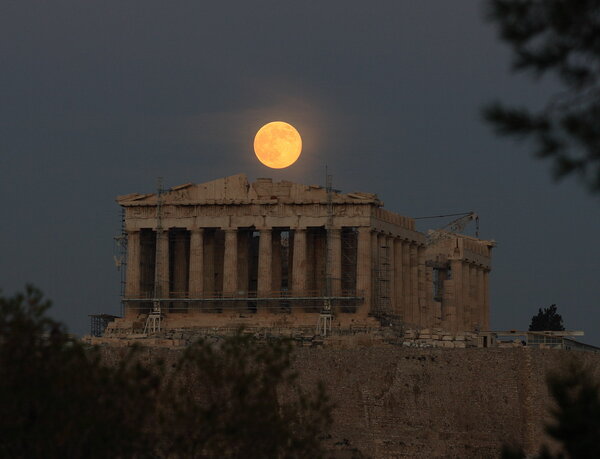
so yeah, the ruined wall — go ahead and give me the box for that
[98,342,597,458]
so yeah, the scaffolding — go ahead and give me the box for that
[113,208,127,317]
[374,238,391,318]
[317,167,335,336]
[89,314,119,337]
[341,227,358,312]
[143,178,165,334]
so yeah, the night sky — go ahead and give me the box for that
[2,1,599,343]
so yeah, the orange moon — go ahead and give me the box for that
[253,121,302,169]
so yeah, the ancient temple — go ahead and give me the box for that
[115,174,495,333]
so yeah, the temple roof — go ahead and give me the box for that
[117,174,381,206]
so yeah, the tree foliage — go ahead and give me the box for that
[484,0,600,193]
[502,360,600,458]
[0,286,332,458]
[529,304,565,331]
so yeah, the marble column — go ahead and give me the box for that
[222,228,238,296]
[125,230,140,298]
[387,236,396,314]
[156,229,169,298]
[291,228,307,294]
[394,238,403,319]
[189,229,204,298]
[418,245,428,327]
[450,259,463,333]
[271,230,282,292]
[203,231,215,297]
[483,270,490,330]
[237,231,249,295]
[329,227,342,296]
[172,232,188,298]
[401,240,411,324]
[463,262,472,331]
[410,243,419,327]
[356,227,372,316]
[477,267,485,330]
[257,228,272,297]
[470,264,478,330]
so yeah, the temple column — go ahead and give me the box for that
[451,259,463,333]
[477,267,485,330]
[189,229,204,298]
[356,227,372,317]
[125,230,141,298]
[371,231,378,305]
[329,227,342,296]
[394,238,403,319]
[410,243,419,327]
[203,231,215,297]
[483,269,490,330]
[257,228,272,297]
[463,262,472,331]
[156,229,170,298]
[271,230,282,292]
[387,236,396,314]
[470,264,478,330]
[172,231,188,299]
[418,245,429,328]
[222,228,238,296]
[291,228,307,295]
[236,231,249,295]
[401,240,412,325]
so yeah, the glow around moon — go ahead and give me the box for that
[253,121,302,169]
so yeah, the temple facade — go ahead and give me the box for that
[116,174,495,333]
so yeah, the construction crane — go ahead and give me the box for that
[421,211,479,246]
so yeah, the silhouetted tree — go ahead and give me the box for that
[529,304,565,331]
[0,285,161,458]
[502,360,600,458]
[484,0,600,193]
[0,286,333,458]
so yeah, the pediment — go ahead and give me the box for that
[117,173,380,206]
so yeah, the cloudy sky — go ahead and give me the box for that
[2,1,599,342]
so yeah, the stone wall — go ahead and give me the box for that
[97,345,600,458]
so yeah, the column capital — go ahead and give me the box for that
[190,227,204,234]
[223,227,238,233]
[257,227,272,233]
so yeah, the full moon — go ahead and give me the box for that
[253,121,302,169]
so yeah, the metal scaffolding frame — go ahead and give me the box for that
[89,314,119,337]
[144,178,165,334]
[125,291,364,312]
[113,208,127,317]
[374,238,391,318]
